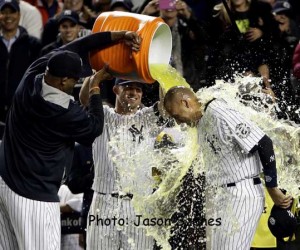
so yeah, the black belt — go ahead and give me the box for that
[225,177,261,187]
[99,192,133,200]
[111,192,133,200]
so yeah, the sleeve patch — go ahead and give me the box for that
[235,123,251,139]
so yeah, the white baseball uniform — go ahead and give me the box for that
[0,176,60,250]
[87,104,162,250]
[198,98,265,250]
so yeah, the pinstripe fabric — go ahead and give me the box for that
[206,180,264,250]
[89,105,161,249]
[198,99,265,250]
[0,176,60,250]
[92,105,160,194]
[86,192,153,250]
[198,99,265,186]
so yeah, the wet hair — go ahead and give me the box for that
[164,86,194,110]
[164,87,177,108]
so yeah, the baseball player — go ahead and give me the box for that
[163,86,293,250]
[0,30,140,250]
[80,78,166,250]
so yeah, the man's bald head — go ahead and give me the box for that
[164,86,196,111]
[163,86,202,126]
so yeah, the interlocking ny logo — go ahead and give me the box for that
[129,125,144,143]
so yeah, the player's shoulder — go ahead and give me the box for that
[103,105,121,120]
[206,98,229,115]
[210,98,228,107]
[103,104,113,113]
[136,105,154,115]
[133,105,158,123]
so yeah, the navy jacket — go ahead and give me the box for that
[0,32,112,202]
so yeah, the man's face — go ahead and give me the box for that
[117,84,143,111]
[59,20,80,44]
[274,13,288,24]
[0,6,20,32]
[63,0,83,12]
[62,77,78,95]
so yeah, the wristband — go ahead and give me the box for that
[89,86,100,94]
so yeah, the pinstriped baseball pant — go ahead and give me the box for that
[0,176,60,250]
[86,192,154,250]
[206,178,265,250]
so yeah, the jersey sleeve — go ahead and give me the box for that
[214,100,265,153]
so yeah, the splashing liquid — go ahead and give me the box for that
[196,80,300,196]
[134,127,202,249]
[196,80,300,246]
[110,125,202,250]
[107,62,203,249]
[105,66,300,250]
[149,64,191,92]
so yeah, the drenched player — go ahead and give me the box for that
[163,86,292,250]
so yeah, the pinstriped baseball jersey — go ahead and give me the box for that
[0,176,60,250]
[92,105,161,195]
[88,105,162,250]
[197,98,265,186]
[199,99,265,250]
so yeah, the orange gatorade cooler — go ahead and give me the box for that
[90,11,172,83]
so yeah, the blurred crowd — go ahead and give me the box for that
[0,0,300,132]
[1,0,300,139]
[0,0,300,249]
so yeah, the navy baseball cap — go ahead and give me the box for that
[57,10,79,25]
[272,1,291,14]
[114,78,144,88]
[0,0,20,12]
[110,0,133,12]
[47,50,83,79]
[268,202,298,241]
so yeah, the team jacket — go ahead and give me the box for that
[0,32,113,202]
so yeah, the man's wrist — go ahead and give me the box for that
[262,77,271,88]
[89,86,100,96]
[266,183,278,189]
[111,31,126,42]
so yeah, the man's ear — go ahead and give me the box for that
[60,77,68,86]
[113,85,120,95]
[181,98,190,108]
